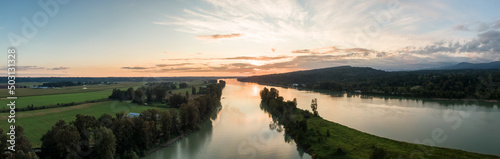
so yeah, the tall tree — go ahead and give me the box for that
[192,86,196,95]
[169,94,187,108]
[133,89,145,104]
[179,82,188,88]
[71,114,98,141]
[180,101,200,131]
[159,110,173,140]
[154,86,167,102]
[41,120,81,158]
[111,114,135,155]
[141,109,160,142]
[0,128,7,159]
[170,110,179,135]
[132,118,154,153]
[311,98,319,117]
[92,127,116,159]
[15,126,34,154]
[127,87,135,100]
[12,151,39,159]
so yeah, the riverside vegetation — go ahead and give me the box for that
[0,80,225,159]
[259,87,499,159]
[240,66,500,100]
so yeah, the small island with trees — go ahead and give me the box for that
[259,87,499,159]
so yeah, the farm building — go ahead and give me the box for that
[128,112,141,118]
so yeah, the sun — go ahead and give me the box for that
[249,60,264,66]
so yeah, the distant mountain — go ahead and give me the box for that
[238,66,388,85]
[238,65,500,99]
[435,61,500,70]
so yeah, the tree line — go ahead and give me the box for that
[40,81,112,87]
[0,80,225,159]
[259,87,385,158]
[108,81,223,108]
[240,66,500,99]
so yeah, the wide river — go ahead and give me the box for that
[145,79,500,158]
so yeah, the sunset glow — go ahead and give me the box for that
[0,0,499,77]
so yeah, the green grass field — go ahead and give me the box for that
[292,109,499,159]
[0,83,146,110]
[0,82,142,98]
[0,101,170,147]
[0,80,208,147]
[1,89,117,110]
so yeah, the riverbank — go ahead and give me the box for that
[283,108,499,159]
[258,87,499,159]
[145,133,187,155]
[244,81,500,104]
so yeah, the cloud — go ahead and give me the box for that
[291,49,311,53]
[195,33,243,40]
[156,63,192,67]
[493,19,500,29]
[155,62,256,73]
[163,55,290,61]
[221,56,290,61]
[0,66,46,71]
[291,46,372,55]
[0,66,71,71]
[121,66,150,70]
[410,30,500,54]
[453,24,470,31]
[47,67,69,70]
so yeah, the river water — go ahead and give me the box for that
[144,79,500,158]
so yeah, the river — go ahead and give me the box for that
[144,79,500,158]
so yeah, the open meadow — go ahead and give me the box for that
[0,101,171,147]
[0,80,209,147]
[0,82,142,98]
[0,82,145,110]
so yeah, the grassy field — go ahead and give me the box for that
[291,109,499,159]
[0,82,142,98]
[0,101,170,147]
[1,89,117,110]
[0,80,209,147]
[0,82,146,110]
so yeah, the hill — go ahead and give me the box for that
[238,66,500,99]
[435,61,500,70]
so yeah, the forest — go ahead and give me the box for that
[239,66,500,99]
[0,81,225,159]
[258,87,499,159]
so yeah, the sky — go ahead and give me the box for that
[0,0,499,77]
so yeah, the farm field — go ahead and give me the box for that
[0,82,142,98]
[0,80,209,147]
[0,101,171,147]
[1,88,124,110]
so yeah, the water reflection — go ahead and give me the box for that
[144,79,312,159]
[257,80,500,156]
[145,79,500,157]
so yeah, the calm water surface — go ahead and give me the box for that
[145,79,500,158]
[144,79,311,159]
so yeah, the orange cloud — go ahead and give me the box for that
[195,33,243,40]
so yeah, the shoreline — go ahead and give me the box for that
[240,81,500,103]
[145,133,189,156]
[272,107,500,158]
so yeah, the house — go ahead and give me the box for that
[128,112,141,118]
[354,90,362,93]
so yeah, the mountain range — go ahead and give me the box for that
[433,61,500,70]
